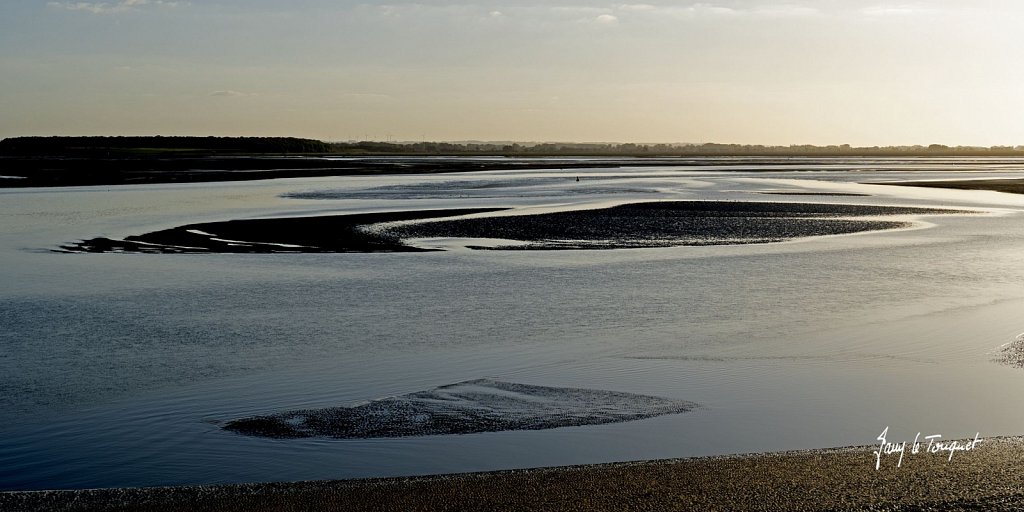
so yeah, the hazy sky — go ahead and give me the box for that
[3,1,1024,145]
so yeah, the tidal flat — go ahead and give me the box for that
[5,158,1024,504]
[61,201,964,253]
[224,379,697,439]
[879,178,1024,195]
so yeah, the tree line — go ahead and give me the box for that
[0,136,331,155]
[5,136,1024,157]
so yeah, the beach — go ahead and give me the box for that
[3,436,1020,511]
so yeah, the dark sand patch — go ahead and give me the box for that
[873,178,1024,194]
[387,201,963,250]
[224,379,695,439]
[993,334,1024,368]
[5,437,1024,511]
[285,178,657,200]
[61,201,966,254]
[60,209,504,253]
[758,191,870,197]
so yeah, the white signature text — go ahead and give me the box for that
[874,426,982,470]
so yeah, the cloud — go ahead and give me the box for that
[618,4,657,12]
[860,5,921,17]
[551,6,614,16]
[612,2,819,19]
[750,4,819,17]
[47,0,183,14]
[594,14,619,25]
[209,90,255,97]
[339,93,393,101]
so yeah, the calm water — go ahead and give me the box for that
[4,158,1024,490]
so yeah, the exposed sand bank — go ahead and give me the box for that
[757,191,870,197]
[61,201,965,254]
[876,178,1024,195]
[61,208,504,254]
[4,436,1023,511]
[387,201,953,250]
[224,379,696,439]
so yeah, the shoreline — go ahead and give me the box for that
[4,437,1023,511]
[5,155,1024,189]
[0,156,694,188]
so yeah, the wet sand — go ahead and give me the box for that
[3,155,975,189]
[4,436,1023,511]
[878,178,1024,194]
[0,157,701,188]
[224,379,696,439]
[388,202,950,250]
[61,201,965,254]
[61,209,505,253]
[757,192,871,197]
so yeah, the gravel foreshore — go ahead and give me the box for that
[4,436,1024,512]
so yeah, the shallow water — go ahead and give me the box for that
[4,158,1024,490]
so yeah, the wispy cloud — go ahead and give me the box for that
[48,0,184,14]
[210,90,256,98]
[860,4,923,17]
[749,4,819,18]
[618,4,658,12]
[355,2,820,27]
[611,3,819,20]
[339,92,394,102]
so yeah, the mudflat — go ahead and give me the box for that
[877,178,1024,194]
[61,201,965,254]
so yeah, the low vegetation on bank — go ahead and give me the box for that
[5,135,1024,158]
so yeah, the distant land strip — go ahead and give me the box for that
[0,156,656,188]
[6,137,1024,189]
[6,136,1024,157]
[7,136,1024,188]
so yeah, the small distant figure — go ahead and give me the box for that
[575,176,580,182]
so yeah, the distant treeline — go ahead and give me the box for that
[0,136,331,155]
[5,136,1024,157]
[335,141,1024,157]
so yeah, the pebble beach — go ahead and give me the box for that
[4,436,1022,512]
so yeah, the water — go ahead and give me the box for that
[4,158,1024,490]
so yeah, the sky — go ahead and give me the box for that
[2,1,1024,146]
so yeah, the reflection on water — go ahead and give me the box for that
[3,159,1024,490]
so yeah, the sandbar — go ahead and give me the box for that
[875,178,1024,194]
[61,201,966,254]
[224,378,696,439]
